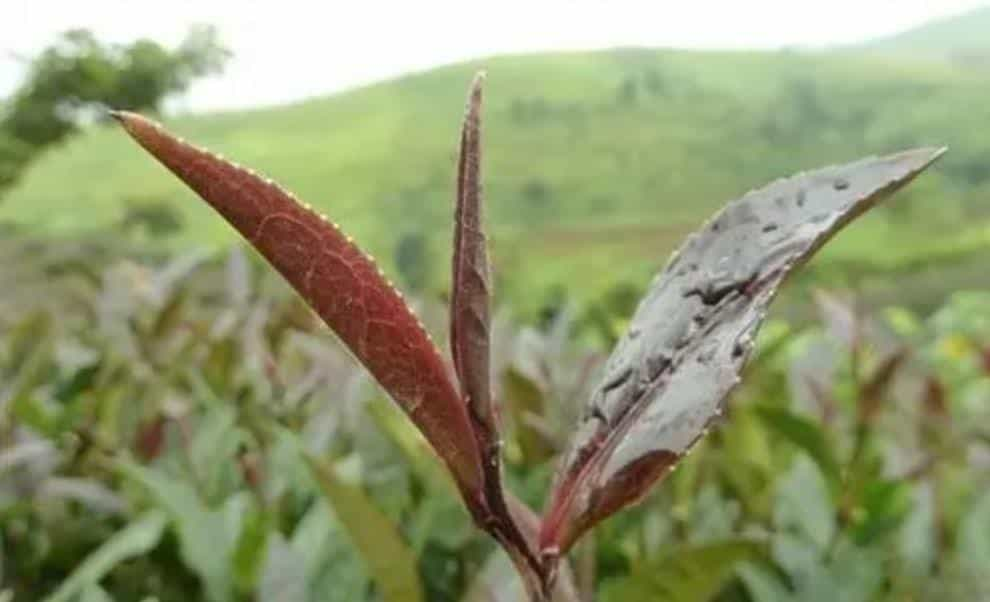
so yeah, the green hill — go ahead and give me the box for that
[4,48,990,312]
[860,5,990,63]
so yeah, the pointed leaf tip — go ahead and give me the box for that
[449,75,546,592]
[451,73,494,439]
[111,110,155,137]
[541,148,944,555]
[115,112,488,513]
[897,146,947,165]
[470,70,487,93]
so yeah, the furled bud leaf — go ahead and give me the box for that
[451,72,496,447]
[541,147,945,556]
[112,111,488,512]
[450,74,547,599]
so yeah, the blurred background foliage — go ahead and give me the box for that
[0,25,229,192]
[2,233,990,601]
[3,11,990,319]
[2,6,990,601]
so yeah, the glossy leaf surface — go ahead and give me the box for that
[541,148,945,554]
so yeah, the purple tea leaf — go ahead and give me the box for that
[449,74,549,594]
[112,111,489,516]
[451,72,495,442]
[541,147,945,555]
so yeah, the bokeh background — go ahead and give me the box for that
[2,2,990,600]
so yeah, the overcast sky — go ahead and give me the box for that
[2,0,987,112]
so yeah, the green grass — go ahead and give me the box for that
[4,47,990,312]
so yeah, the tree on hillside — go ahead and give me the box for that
[0,25,230,196]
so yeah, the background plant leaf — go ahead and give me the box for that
[117,461,236,601]
[258,534,308,602]
[503,368,557,464]
[755,405,842,498]
[305,454,424,602]
[42,510,167,602]
[600,540,765,602]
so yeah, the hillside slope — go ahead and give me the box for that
[4,48,989,309]
[862,5,990,58]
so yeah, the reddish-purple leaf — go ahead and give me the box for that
[134,415,166,462]
[112,112,487,510]
[448,75,545,592]
[540,147,945,556]
[858,348,908,423]
[451,72,496,445]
